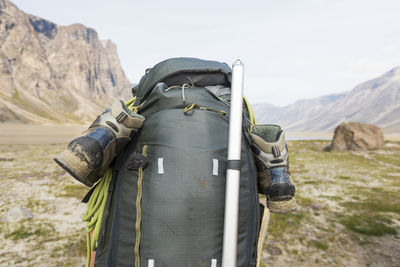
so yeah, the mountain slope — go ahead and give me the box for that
[0,0,132,123]
[253,67,400,133]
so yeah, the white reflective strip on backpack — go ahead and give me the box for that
[148,259,154,267]
[158,158,164,174]
[213,159,218,176]
[211,259,217,267]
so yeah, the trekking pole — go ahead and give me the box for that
[222,59,244,267]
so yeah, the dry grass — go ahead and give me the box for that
[261,140,400,266]
[0,144,87,267]
[0,137,399,266]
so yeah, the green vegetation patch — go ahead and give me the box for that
[295,195,314,207]
[268,210,306,235]
[26,198,56,213]
[341,187,400,214]
[302,180,320,185]
[339,215,397,236]
[342,201,400,214]
[309,240,329,250]
[320,195,342,201]
[5,222,55,240]
[318,152,380,172]
[371,152,400,167]
[51,233,86,258]
[289,162,308,175]
[288,140,330,152]
[336,175,351,180]
[58,184,88,199]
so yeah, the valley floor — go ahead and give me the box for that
[0,125,399,266]
[0,144,87,266]
[0,123,86,145]
[261,140,400,267]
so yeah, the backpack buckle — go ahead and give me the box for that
[127,152,148,170]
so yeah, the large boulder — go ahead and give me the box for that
[331,122,384,151]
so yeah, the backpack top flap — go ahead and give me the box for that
[135,57,232,102]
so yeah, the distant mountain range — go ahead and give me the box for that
[253,67,400,133]
[0,0,132,124]
[1,1,399,133]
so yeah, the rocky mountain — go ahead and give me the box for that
[253,67,400,133]
[0,0,132,124]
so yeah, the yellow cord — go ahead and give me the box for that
[244,96,257,131]
[134,145,148,267]
[125,97,136,108]
[183,103,227,116]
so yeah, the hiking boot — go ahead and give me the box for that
[54,100,145,187]
[250,125,296,213]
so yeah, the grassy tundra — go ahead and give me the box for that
[262,140,400,267]
[0,140,399,266]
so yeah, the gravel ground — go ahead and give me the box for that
[0,135,399,266]
[261,140,400,267]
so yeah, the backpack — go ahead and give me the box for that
[86,58,265,267]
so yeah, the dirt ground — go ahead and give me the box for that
[0,123,86,145]
[261,140,400,267]
[0,123,398,144]
[0,124,399,266]
[0,143,87,266]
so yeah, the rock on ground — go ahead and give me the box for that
[1,206,33,222]
[330,122,384,151]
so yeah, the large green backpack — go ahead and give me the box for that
[88,58,262,267]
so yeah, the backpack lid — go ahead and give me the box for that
[135,57,232,102]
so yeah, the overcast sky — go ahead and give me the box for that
[12,0,400,106]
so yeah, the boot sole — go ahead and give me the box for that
[54,150,93,187]
[267,197,297,213]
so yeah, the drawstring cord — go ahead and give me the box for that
[183,103,227,116]
[164,76,195,104]
[164,83,193,104]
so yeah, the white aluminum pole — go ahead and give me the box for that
[222,59,244,267]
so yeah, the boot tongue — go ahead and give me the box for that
[253,125,282,142]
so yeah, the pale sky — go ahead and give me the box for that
[12,0,400,106]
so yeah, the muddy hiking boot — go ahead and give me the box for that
[54,100,145,187]
[250,124,297,213]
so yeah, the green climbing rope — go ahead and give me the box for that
[244,96,257,131]
[82,168,112,267]
[82,97,137,267]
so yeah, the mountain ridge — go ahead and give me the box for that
[253,67,400,133]
[0,0,132,124]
